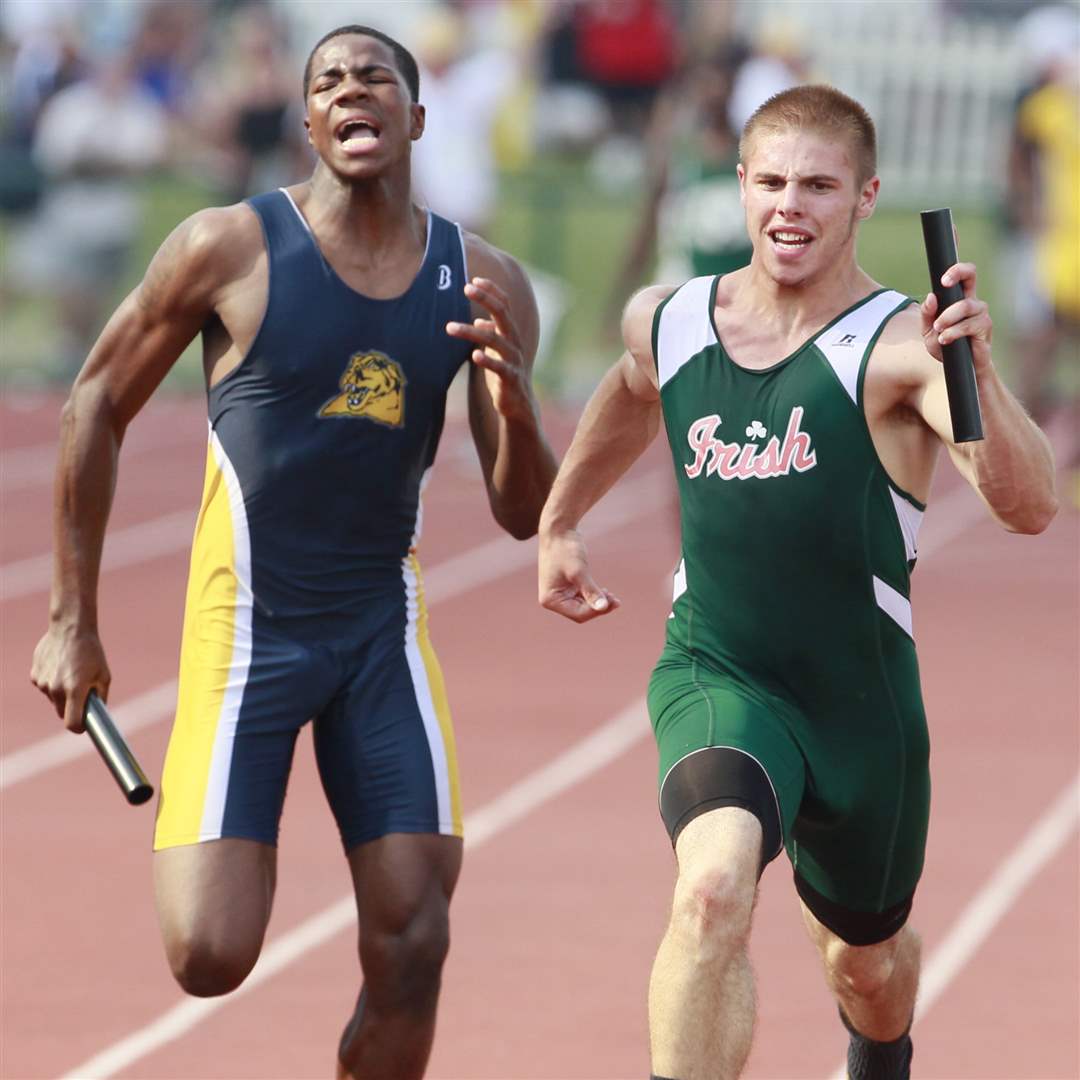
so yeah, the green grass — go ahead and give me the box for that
[1,166,1012,398]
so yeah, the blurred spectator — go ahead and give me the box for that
[605,39,752,330]
[1004,3,1079,455]
[189,2,309,202]
[130,0,208,115]
[5,47,168,375]
[411,2,570,381]
[410,4,519,235]
[280,0,439,57]
[0,6,86,216]
[573,0,679,136]
[3,7,85,145]
[532,0,679,169]
[727,22,805,134]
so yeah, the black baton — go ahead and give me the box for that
[920,208,984,443]
[84,691,154,806]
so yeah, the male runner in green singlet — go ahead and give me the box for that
[538,86,1057,1080]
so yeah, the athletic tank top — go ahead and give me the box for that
[199,189,472,617]
[653,277,923,707]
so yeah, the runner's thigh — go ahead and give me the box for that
[314,605,463,850]
[648,652,806,868]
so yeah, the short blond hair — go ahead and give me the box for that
[740,85,877,184]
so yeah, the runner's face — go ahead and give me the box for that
[304,35,423,179]
[738,128,878,287]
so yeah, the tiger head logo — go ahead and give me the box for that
[319,351,406,427]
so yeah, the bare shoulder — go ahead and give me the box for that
[622,283,677,359]
[181,203,261,258]
[875,301,922,348]
[139,202,263,314]
[461,229,530,294]
[866,299,938,405]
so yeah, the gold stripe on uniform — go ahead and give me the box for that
[154,447,238,849]
[409,553,463,836]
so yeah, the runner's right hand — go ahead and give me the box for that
[538,528,620,624]
[30,627,110,733]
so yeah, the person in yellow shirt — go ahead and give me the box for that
[1006,7,1079,469]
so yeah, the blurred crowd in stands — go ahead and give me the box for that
[0,0,801,377]
[0,0,1076,435]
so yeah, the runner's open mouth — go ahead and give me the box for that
[336,119,381,145]
[769,230,813,248]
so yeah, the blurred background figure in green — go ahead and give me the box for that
[603,39,754,335]
[602,15,810,337]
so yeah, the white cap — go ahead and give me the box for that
[1015,4,1080,77]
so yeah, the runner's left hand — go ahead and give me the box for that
[920,261,993,374]
[446,277,536,423]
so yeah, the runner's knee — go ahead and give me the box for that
[164,929,260,997]
[153,840,275,997]
[670,860,756,957]
[360,901,451,1006]
[824,929,914,1001]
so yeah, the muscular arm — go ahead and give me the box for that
[31,207,251,730]
[449,239,558,539]
[910,262,1057,533]
[537,285,668,622]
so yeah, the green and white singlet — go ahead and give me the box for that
[647,276,931,916]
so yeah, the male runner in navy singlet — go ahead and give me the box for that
[539,86,1057,1079]
[31,26,556,1080]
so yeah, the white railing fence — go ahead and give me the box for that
[733,0,1040,207]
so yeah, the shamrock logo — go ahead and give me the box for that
[745,420,767,440]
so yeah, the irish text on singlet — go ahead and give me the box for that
[652,276,924,715]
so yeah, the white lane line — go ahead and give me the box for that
[0,682,178,791]
[423,464,671,605]
[0,468,671,790]
[59,700,651,1080]
[914,772,1080,1019]
[0,403,196,493]
[1,511,195,602]
[0,456,670,606]
[828,771,1080,1080]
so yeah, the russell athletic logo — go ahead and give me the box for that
[685,406,817,480]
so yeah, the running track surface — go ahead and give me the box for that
[1,392,1077,1080]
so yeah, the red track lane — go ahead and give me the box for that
[1,394,1077,1079]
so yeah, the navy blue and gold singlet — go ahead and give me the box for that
[155,190,472,851]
